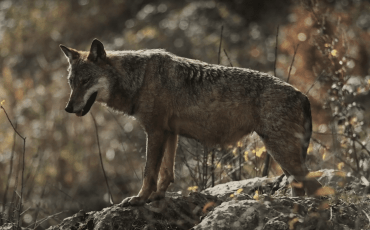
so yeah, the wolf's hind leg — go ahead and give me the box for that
[281,169,305,196]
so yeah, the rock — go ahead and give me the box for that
[0,223,32,230]
[46,192,219,230]
[43,169,370,230]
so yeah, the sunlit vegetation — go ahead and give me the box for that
[0,0,370,228]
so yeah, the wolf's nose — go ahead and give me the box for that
[65,104,74,113]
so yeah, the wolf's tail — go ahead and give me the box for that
[302,95,312,160]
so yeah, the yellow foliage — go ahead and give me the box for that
[306,171,324,178]
[322,150,327,160]
[307,143,313,154]
[232,148,238,156]
[350,117,357,126]
[331,49,338,57]
[288,217,299,230]
[237,141,243,147]
[255,146,266,157]
[0,100,5,105]
[236,188,243,194]
[15,89,23,100]
[230,194,235,198]
[187,186,198,192]
[315,186,335,196]
[319,201,330,210]
[337,162,345,170]
[334,171,346,177]
[244,151,249,161]
[291,181,303,188]
[46,166,57,177]
[340,141,348,148]
[253,190,259,200]
[202,202,216,213]
[139,26,157,39]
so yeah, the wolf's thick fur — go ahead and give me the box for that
[60,39,322,205]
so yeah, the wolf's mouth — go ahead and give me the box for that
[76,92,98,117]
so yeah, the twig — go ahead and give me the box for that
[313,131,370,157]
[1,106,25,140]
[33,180,47,229]
[203,146,208,190]
[108,109,141,181]
[27,211,66,229]
[120,141,140,181]
[262,155,271,177]
[306,72,323,95]
[91,113,114,205]
[218,25,223,65]
[107,109,132,141]
[19,206,30,216]
[51,184,84,208]
[239,148,242,180]
[352,136,360,172]
[262,26,279,178]
[178,144,199,187]
[362,210,370,225]
[287,44,299,83]
[1,106,26,228]
[25,148,43,200]
[354,139,370,157]
[335,155,359,174]
[274,25,279,78]
[1,121,17,224]
[223,49,233,67]
[211,150,215,187]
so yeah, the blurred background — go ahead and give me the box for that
[1,0,370,228]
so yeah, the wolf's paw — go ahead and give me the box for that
[147,191,165,203]
[120,196,146,207]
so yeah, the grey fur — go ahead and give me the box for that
[60,39,322,205]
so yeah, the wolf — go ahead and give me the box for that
[60,39,322,205]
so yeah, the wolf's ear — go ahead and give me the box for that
[59,45,80,61]
[88,39,106,62]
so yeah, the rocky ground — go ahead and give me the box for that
[2,169,369,230]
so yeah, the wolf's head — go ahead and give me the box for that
[60,39,110,116]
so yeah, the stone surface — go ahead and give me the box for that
[42,170,370,230]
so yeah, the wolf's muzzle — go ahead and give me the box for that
[65,92,98,117]
[79,91,98,116]
[65,103,74,113]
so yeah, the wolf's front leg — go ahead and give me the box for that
[148,133,178,202]
[120,131,168,206]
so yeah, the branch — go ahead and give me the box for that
[287,44,299,83]
[218,25,223,65]
[274,25,279,78]
[223,49,233,67]
[27,211,66,229]
[91,113,114,205]
[1,120,17,223]
[306,72,324,95]
[1,105,26,228]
